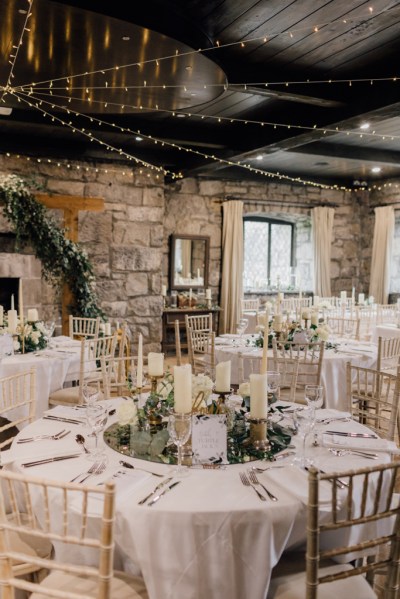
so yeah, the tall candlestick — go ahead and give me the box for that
[7,310,18,334]
[18,279,24,325]
[250,373,269,418]
[206,288,212,300]
[104,323,111,336]
[174,364,192,413]
[11,295,14,311]
[137,333,143,388]
[148,352,164,376]
[189,288,192,305]
[260,332,268,374]
[0,305,3,327]
[215,361,231,392]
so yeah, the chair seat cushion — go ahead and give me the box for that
[7,513,53,571]
[30,569,148,599]
[268,560,377,599]
[0,416,19,450]
[48,386,80,405]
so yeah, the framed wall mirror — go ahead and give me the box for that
[170,234,210,290]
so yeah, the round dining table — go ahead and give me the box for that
[5,398,395,599]
[215,335,378,412]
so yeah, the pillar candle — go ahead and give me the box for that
[161,284,167,297]
[313,295,319,307]
[206,288,212,300]
[137,333,143,388]
[358,293,365,305]
[0,305,3,326]
[104,323,111,336]
[250,373,269,418]
[260,331,268,374]
[197,268,200,280]
[11,294,14,311]
[18,279,24,326]
[274,314,283,332]
[215,361,231,392]
[27,308,38,322]
[189,288,192,304]
[7,310,18,334]
[340,291,347,300]
[174,364,192,413]
[311,312,318,326]
[148,352,164,376]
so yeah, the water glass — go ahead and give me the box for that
[167,412,192,477]
[86,403,108,461]
[293,409,314,467]
[82,381,101,405]
[305,384,324,426]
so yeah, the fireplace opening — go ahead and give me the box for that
[0,278,19,311]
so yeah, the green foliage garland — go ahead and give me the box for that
[0,174,104,318]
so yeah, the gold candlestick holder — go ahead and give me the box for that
[148,375,164,425]
[246,416,271,451]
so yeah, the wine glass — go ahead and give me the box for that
[293,408,314,468]
[82,380,101,405]
[86,403,108,461]
[44,320,56,348]
[305,384,324,427]
[167,412,192,477]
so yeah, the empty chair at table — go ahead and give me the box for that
[269,355,300,402]
[346,362,400,441]
[377,303,398,323]
[268,461,400,599]
[272,338,325,403]
[241,298,260,313]
[101,355,148,399]
[49,334,117,406]
[187,329,216,376]
[325,315,360,340]
[69,315,100,340]
[357,306,378,341]
[376,336,400,373]
[0,471,148,599]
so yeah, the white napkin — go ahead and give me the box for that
[43,405,87,422]
[321,433,399,454]
[265,465,334,507]
[315,409,351,421]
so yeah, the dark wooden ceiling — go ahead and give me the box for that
[2,0,400,188]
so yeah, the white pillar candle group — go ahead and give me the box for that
[174,364,192,413]
[215,361,231,392]
[148,352,164,377]
[250,373,269,418]
[137,333,143,388]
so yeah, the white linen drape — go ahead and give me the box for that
[219,200,244,334]
[312,206,335,296]
[369,205,394,304]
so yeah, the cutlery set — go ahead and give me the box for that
[43,414,85,425]
[239,471,278,502]
[17,429,70,443]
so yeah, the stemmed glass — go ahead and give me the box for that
[293,409,314,467]
[44,320,56,348]
[167,412,192,477]
[86,403,108,461]
[305,384,324,427]
[267,371,281,429]
[82,381,101,405]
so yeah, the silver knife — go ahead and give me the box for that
[325,431,377,439]
[138,477,173,505]
[273,450,296,461]
[148,481,181,506]
[43,415,84,425]
[22,453,81,467]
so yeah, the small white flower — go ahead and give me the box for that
[238,381,250,398]
[117,401,138,426]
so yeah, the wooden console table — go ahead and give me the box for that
[162,307,220,354]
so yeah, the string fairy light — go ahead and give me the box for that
[23,87,400,143]
[0,0,33,103]
[9,4,392,93]
[12,88,360,191]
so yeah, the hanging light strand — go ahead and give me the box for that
[1,0,33,103]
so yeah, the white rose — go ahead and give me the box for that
[238,381,250,397]
[117,401,138,426]
[192,373,213,402]
[316,326,330,341]
[30,331,41,345]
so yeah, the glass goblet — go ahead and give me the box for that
[167,412,192,477]
[86,403,108,462]
[293,408,314,468]
[305,384,324,426]
[82,381,101,405]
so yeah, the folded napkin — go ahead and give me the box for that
[265,465,334,507]
[315,409,351,421]
[321,433,398,454]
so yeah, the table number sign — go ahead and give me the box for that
[191,414,228,464]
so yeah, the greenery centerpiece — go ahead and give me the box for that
[0,174,104,318]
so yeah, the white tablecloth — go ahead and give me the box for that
[5,401,394,599]
[215,337,377,411]
[371,323,400,344]
[0,337,82,419]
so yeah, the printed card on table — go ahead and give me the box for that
[191,414,228,465]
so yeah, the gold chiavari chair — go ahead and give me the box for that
[376,336,400,373]
[0,471,148,599]
[241,298,260,313]
[268,461,400,599]
[325,315,360,340]
[187,329,216,376]
[68,315,100,340]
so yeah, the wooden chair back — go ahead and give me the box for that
[101,355,143,399]
[306,462,400,599]
[185,313,213,333]
[377,303,398,323]
[269,356,300,402]
[69,315,100,340]
[272,339,325,403]
[187,329,215,376]
[241,298,260,312]
[377,336,400,372]
[325,315,360,340]
[0,369,36,449]
[0,469,117,599]
[346,363,400,441]
[117,323,131,358]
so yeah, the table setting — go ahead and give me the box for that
[4,383,396,599]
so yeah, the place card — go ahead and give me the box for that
[191,414,228,465]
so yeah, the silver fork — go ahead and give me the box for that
[239,471,266,501]
[70,460,100,483]
[17,430,69,443]
[79,461,106,484]
[248,470,278,501]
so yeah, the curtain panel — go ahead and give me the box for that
[312,206,335,297]
[369,205,394,304]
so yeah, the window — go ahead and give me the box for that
[243,217,294,291]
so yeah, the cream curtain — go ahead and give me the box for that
[219,200,244,334]
[369,205,394,304]
[312,206,335,296]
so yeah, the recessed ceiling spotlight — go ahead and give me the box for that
[360,122,370,130]
[256,155,263,161]
[371,166,381,173]
[135,136,143,142]
[122,36,130,41]
[176,113,186,118]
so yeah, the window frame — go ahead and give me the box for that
[243,215,295,287]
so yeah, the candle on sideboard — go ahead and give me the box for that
[104,323,111,336]
[18,279,24,327]
[161,284,167,297]
[99,323,106,333]
[189,288,192,304]
[215,361,231,392]
[137,333,143,388]
[250,373,269,418]
[148,352,164,377]
[274,313,283,332]
[174,364,192,413]
[197,268,200,280]
[358,293,365,305]
[206,288,212,300]
[7,310,17,334]
[340,291,347,300]
[0,305,3,326]
[27,308,38,322]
